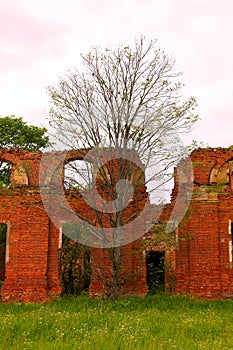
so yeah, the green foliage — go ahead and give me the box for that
[0,224,7,284]
[145,222,177,251]
[0,224,6,246]
[164,254,176,294]
[146,251,165,295]
[0,116,50,186]
[0,116,49,151]
[1,295,233,349]
[0,163,10,187]
[59,233,91,296]
[206,183,228,193]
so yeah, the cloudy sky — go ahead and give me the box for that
[1,0,233,147]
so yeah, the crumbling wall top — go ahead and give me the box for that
[190,147,233,184]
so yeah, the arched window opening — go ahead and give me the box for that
[0,223,7,286]
[64,160,93,190]
[210,159,233,185]
[0,161,12,187]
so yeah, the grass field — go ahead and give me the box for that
[0,294,233,349]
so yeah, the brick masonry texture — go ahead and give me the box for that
[0,149,148,302]
[1,147,233,302]
[172,147,233,298]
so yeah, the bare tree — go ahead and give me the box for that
[47,37,198,299]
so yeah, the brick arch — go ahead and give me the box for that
[0,153,15,165]
[210,156,233,184]
[0,147,149,303]
[0,150,29,186]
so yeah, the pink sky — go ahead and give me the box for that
[1,0,233,147]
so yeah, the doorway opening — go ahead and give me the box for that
[146,251,165,294]
[59,223,91,295]
[0,223,7,287]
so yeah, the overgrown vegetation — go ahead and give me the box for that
[59,232,91,296]
[0,115,50,186]
[1,295,233,349]
[146,251,165,294]
[0,116,49,151]
[48,37,198,300]
[0,224,7,286]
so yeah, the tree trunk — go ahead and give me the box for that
[108,246,121,300]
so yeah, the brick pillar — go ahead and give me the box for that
[1,191,51,302]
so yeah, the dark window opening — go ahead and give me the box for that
[0,223,7,284]
[0,161,11,187]
[146,251,165,294]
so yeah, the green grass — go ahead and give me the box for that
[0,294,233,349]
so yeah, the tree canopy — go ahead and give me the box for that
[48,38,197,196]
[0,115,49,151]
[47,37,198,299]
[0,116,50,185]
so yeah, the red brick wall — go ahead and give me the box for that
[173,147,233,298]
[0,149,148,302]
[2,147,233,302]
[89,241,148,298]
[0,188,52,302]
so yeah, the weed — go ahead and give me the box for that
[1,295,233,349]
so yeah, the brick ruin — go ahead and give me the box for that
[0,148,148,302]
[0,147,233,302]
[171,147,233,298]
